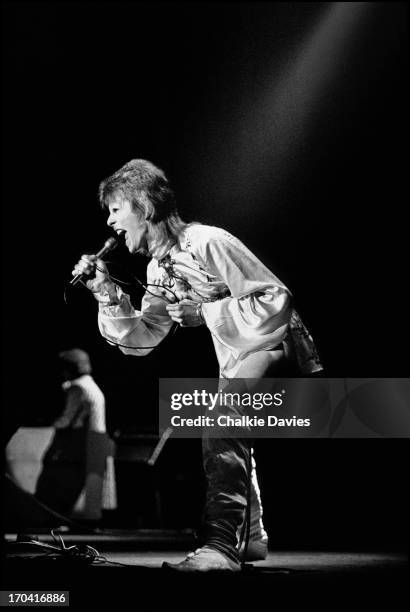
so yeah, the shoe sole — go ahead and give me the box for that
[162,561,241,573]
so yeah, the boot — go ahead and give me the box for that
[162,546,241,573]
[239,533,268,561]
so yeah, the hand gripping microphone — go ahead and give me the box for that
[70,237,118,286]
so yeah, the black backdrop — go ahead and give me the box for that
[2,2,408,549]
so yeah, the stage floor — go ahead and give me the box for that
[102,549,406,571]
[2,533,408,611]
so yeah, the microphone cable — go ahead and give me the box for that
[64,260,183,351]
[157,255,217,302]
[11,529,132,567]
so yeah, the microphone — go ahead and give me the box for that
[70,237,118,286]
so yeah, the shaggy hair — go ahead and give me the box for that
[98,159,188,256]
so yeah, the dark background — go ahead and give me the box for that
[2,2,408,550]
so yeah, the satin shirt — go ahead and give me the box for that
[97,224,292,377]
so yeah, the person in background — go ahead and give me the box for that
[35,348,112,518]
[54,348,106,433]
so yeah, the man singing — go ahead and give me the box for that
[72,159,322,572]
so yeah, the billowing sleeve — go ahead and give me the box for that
[195,228,292,360]
[97,260,174,356]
